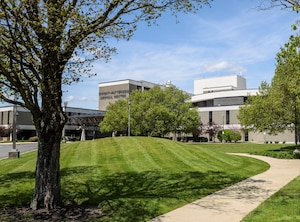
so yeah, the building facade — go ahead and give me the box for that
[1,76,294,143]
[191,75,295,143]
[98,79,169,111]
[0,106,105,141]
[0,106,35,140]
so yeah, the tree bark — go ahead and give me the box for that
[30,108,65,210]
[30,60,66,210]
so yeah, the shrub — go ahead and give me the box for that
[217,129,241,143]
[28,136,38,142]
[294,150,300,159]
[250,150,297,159]
[200,137,208,142]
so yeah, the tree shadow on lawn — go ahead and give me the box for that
[0,167,247,222]
[61,166,246,221]
[0,171,34,208]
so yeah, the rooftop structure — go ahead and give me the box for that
[194,75,246,95]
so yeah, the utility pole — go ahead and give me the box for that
[9,101,20,158]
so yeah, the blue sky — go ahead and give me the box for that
[63,0,299,109]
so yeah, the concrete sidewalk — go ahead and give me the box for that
[150,154,300,222]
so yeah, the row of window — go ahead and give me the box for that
[193,97,248,108]
[209,110,230,124]
[0,111,10,125]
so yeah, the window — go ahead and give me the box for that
[226,110,230,124]
[209,111,212,123]
[245,130,249,142]
[7,111,10,124]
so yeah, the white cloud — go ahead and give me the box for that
[63,1,299,109]
[202,61,246,74]
[79,97,88,101]
[64,96,74,102]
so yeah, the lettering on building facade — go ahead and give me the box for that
[99,90,129,100]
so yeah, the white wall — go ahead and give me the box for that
[194,75,246,95]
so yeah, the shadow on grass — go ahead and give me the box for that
[0,171,34,208]
[0,166,246,221]
[61,166,245,222]
[251,145,299,159]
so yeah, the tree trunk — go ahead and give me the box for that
[28,49,67,210]
[30,109,65,210]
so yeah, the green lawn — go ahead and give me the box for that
[242,175,300,222]
[196,142,300,221]
[0,138,277,221]
[190,142,293,154]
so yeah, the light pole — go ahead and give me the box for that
[128,100,131,137]
[12,103,17,151]
[9,101,20,158]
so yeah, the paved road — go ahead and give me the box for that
[0,142,38,159]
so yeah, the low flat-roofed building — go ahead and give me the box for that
[0,105,105,141]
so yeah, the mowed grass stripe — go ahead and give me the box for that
[157,139,214,172]
[194,146,250,171]
[99,138,127,173]
[128,137,168,171]
[138,138,194,171]
[0,151,36,173]
[0,137,270,221]
[94,137,143,173]
[107,137,173,172]
[117,137,141,172]
[60,142,79,168]
[193,144,272,177]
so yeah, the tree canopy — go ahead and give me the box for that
[238,33,300,145]
[100,86,200,138]
[258,0,300,10]
[0,0,212,210]
[238,81,281,134]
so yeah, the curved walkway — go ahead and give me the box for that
[150,154,300,222]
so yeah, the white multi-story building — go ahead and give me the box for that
[191,75,294,143]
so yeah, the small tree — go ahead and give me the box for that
[100,99,128,135]
[192,123,204,141]
[0,126,10,137]
[181,109,201,135]
[205,122,220,142]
